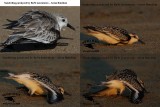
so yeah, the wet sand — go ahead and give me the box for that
[0,54,80,107]
[0,7,80,53]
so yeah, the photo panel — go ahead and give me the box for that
[0,54,80,106]
[81,54,160,106]
[80,0,159,54]
[0,6,80,53]
[80,0,160,106]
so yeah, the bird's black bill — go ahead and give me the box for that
[138,39,145,44]
[64,91,72,96]
[60,37,73,40]
[67,24,75,31]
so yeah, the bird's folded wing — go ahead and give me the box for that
[5,10,60,44]
[32,73,63,95]
[33,76,64,103]
[99,26,131,41]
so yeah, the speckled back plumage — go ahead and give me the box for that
[27,72,62,94]
[84,25,131,41]
[106,69,146,92]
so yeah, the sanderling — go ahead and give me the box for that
[83,69,147,104]
[5,72,70,104]
[83,25,145,45]
[101,69,148,104]
[1,10,75,48]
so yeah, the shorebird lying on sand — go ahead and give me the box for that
[83,69,148,104]
[5,72,71,104]
[1,10,75,49]
[83,25,145,45]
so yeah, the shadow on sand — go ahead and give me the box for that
[81,56,115,83]
[0,69,19,85]
[0,42,68,52]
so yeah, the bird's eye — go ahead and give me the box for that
[62,19,65,22]
[133,36,137,38]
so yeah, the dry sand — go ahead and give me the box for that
[0,7,80,53]
[80,0,160,106]
[0,54,80,107]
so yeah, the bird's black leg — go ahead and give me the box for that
[56,42,69,46]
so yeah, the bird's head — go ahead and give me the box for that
[129,33,145,44]
[58,87,71,96]
[56,16,75,31]
[58,87,64,94]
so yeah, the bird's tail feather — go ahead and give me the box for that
[3,19,18,29]
[6,19,17,23]
[0,43,4,47]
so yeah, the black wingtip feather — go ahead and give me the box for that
[47,91,64,104]
[130,91,144,104]
[3,19,18,29]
